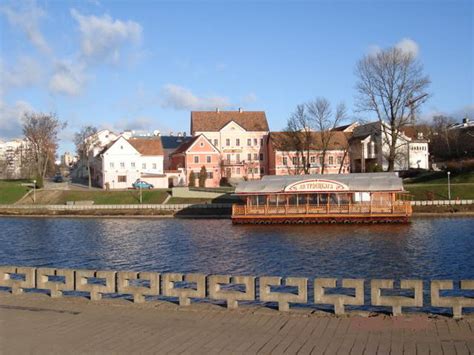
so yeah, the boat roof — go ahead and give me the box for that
[235,173,404,194]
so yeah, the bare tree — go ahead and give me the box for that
[22,112,66,187]
[74,126,100,188]
[355,47,430,171]
[306,98,346,174]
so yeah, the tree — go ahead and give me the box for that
[188,170,196,187]
[198,166,207,187]
[306,98,346,174]
[284,98,346,175]
[22,112,66,187]
[74,126,100,188]
[355,47,430,171]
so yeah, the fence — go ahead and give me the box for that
[410,200,473,206]
[0,203,233,211]
[1,266,472,318]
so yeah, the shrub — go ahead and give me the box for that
[188,171,196,187]
[198,166,207,188]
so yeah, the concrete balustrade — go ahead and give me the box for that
[75,270,116,301]
[0,266,36,295]
[260,276,307,311]
[431,280,474,319]
[37,268,74,298]
[162,273,206,306]
[314,278,364,315]
[371,279,423,316]
[0,266,473,318]
[208,275,256,309]
[117,271,160,303]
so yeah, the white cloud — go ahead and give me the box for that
[0,0,51,54]
[395,38,419,58]
[0,56,43,95]
[49,60,87,96]
[71,9,142,63]
[160,84,231,111]
[0,99,33,139]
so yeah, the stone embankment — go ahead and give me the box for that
[1,266,473,318]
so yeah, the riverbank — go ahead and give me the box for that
[1,292,473,354]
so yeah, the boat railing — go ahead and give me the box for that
[232,201,412,216]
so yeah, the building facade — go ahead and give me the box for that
[191,109,270,182]
[267,131,351,175]
[170,134,221,187]
[0,138,31,179]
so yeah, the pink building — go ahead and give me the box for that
[191,109,270,181]
[169,134,221,187]
[267,131,351,175]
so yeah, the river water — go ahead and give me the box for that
[1,216,472,281]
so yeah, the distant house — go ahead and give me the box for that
[0,138,31,179]
[191,109,270,181]
[170,134,221,187]
[267,131,351,175]
[93,136,167,189]
[160,134,192,171]
[401,127,430,170]
[349,121,430,172]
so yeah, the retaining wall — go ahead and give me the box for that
[1,266,472,318]
[0,203,233,211]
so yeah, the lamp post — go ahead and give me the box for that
[447,171,451,201]
[139,185,143,204]
[32,180,36,203]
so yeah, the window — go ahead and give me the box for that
[292,157,298,165]
[226,138,230,146]
[142,163,146,169]
[254,153,258,160]
[120,162,125,169]
[200,142,204,147]
[310,156,316,163]
[337,156,342,165]
[131,162,135,168]
[236,153,241,163]
[319,156,323,165]
[110,162,114,168]
[247,138,251,146]
[254,138,258,145]
[194,156,199,163]
[260,138,264,146]
[236,168,241,175]
[260,167,264,174]
[226,154,231,163]
[207,172,214,179]
[206,155,211,163]
[283,157,288,165]
[152,163,157,169]
[214,139,218,147]
[118,175,127,183]
[259,153,263,161]
[329,156,334,165]
[248,153,252,161]
[236,138,240,146]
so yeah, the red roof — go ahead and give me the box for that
[191,110,269,134]
[128,137,164,156]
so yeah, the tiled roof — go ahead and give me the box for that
[128,137,164,156]
[160,135,192,149]
[170,136,200,155]
[269,131,349,151]
[191,111,269,134]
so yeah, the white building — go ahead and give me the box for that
[94,136,167,189]
[349,121,430,172]
[0,138,31,179]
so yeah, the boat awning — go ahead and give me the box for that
[235,173,404,194]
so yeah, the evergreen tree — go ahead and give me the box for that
[198,166,207,188]
[188,171,196,187]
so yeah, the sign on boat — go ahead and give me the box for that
[232,172,412,224]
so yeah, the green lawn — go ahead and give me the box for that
[0,180,32,204]
[404,183,474,200]
[35,189,170,205]
[404,171,474,184]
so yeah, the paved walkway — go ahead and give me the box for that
[0,292,473,354]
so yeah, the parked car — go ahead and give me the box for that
[53,175,64,183]
[132,179,154,189]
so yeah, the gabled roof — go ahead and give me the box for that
[191,110,269,134]
[128,137,164,156]
[171,134,220,156]
[160,135,192,149]
[269,131,349,151]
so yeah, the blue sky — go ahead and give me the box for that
[1,0,473,154]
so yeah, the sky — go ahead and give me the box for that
[1,0,473,155]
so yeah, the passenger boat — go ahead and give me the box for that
[232,173,412,224]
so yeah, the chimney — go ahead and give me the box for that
[216,108,220,113]
[239,107,243,113]
[183,131,186,137]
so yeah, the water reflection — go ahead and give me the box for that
[0,217,473,282]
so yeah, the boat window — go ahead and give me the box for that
[268,195,278,206]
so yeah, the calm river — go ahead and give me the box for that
[0,216,473,281]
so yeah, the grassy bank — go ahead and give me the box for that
[0,180,31,204]
[25,189,169,205]
[403,171,474,200]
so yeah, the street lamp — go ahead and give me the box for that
[447,171,451,201]
[32,180,36,203]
